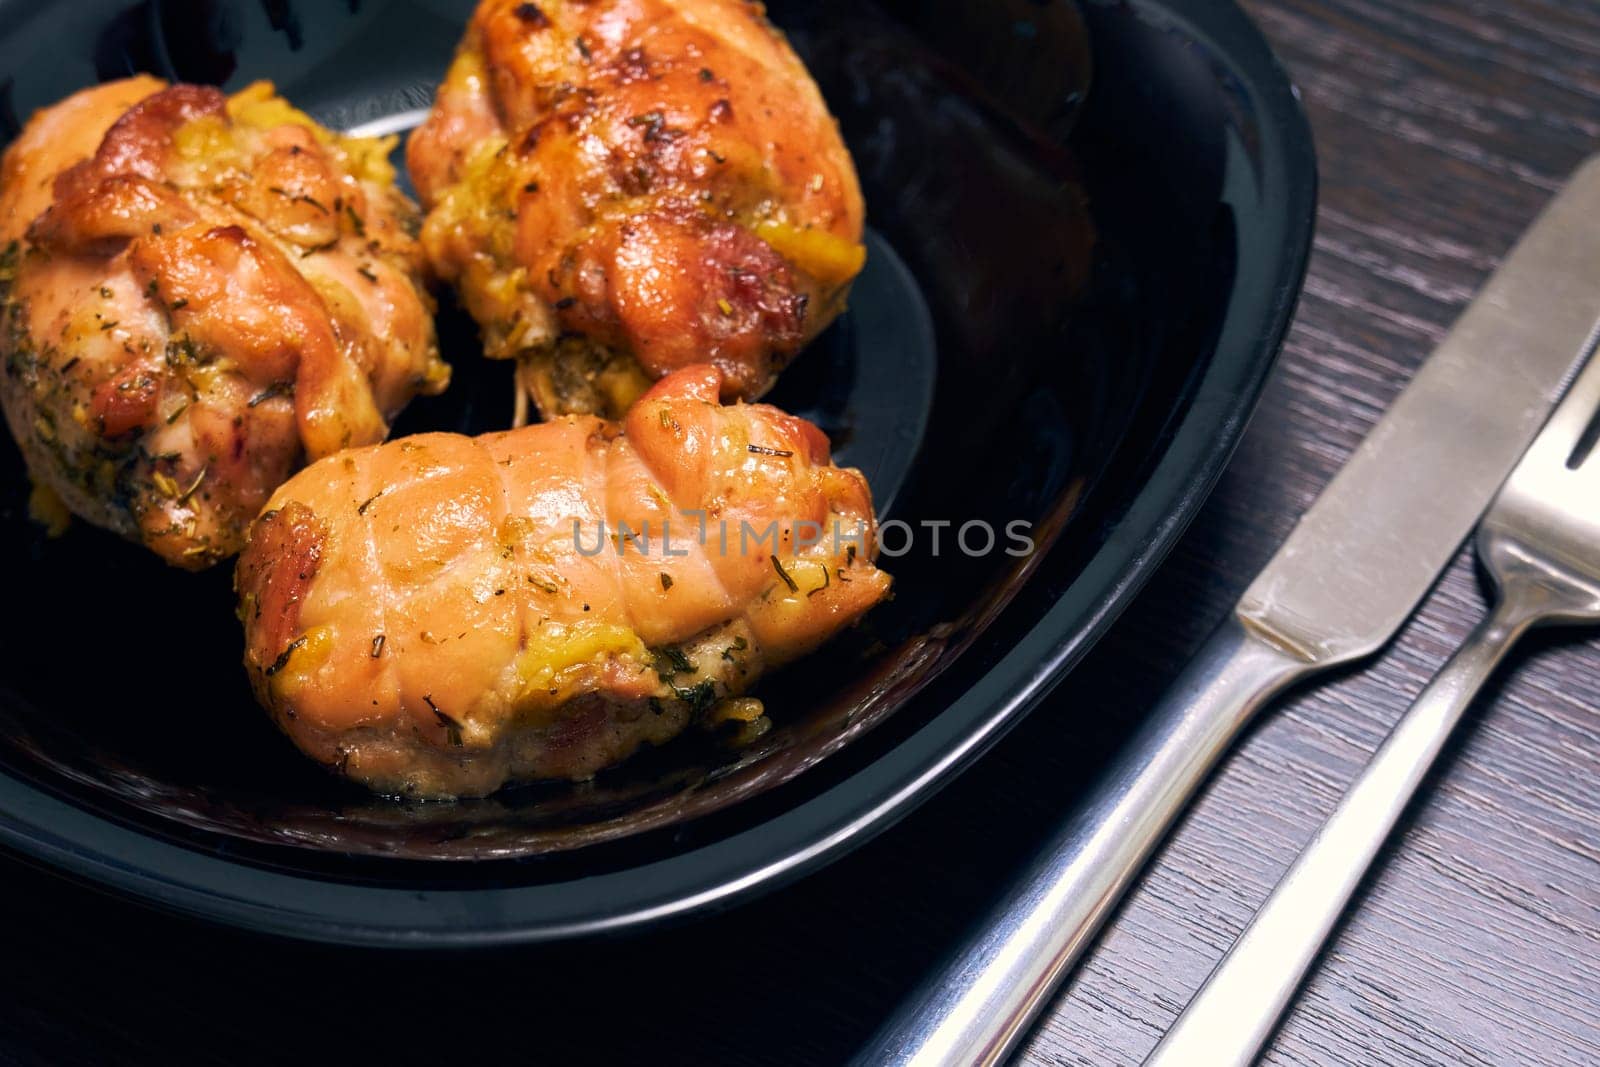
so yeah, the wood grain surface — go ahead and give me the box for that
[1,1,1598,1064]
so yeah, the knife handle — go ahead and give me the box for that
[859,616,1312,1067]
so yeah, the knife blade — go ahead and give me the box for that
[1239,165,1600,662]
[862,153,1600,1067]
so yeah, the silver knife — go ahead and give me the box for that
[861,154,1600,1067]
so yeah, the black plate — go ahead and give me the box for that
[0,0,1314,942]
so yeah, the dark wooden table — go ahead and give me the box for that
[3,1,1598,1063]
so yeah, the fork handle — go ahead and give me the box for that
[1144,597,1536,1067]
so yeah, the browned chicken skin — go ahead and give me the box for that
[236,365,890,798]
[408,0,865,421]
[0,78,448,568]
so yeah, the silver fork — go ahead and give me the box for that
[1144,335,1600,1067]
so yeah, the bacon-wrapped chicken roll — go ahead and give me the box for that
[0,77,448,568]
[236,365,889,797]
[408,0,865,422]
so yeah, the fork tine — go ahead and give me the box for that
[1513,329,1600,474]
[1562,411,1600,495]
